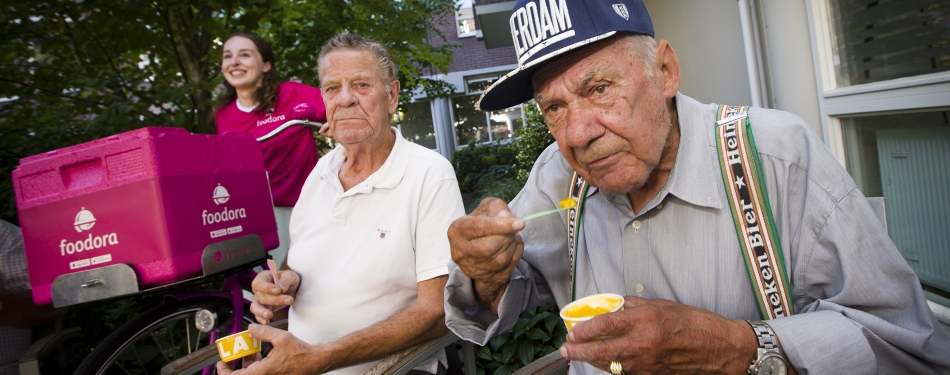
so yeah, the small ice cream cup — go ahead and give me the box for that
[559,293,625,331]
[215,330,261,363]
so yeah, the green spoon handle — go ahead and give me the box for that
[521,206,571,222]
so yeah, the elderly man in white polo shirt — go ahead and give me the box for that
[217,32,465,375]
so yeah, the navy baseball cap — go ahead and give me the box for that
[476,0,654,111]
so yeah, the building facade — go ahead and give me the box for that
[398,0,522,161]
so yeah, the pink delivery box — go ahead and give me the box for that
[12,127,278,305]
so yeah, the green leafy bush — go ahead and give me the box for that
[509,101,555,181]
[452,100,555,211]
[463,300,567,375]
[452,140,519,194]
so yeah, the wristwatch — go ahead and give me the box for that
[746,320,788,375]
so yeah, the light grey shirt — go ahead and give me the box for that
[445,93,950,374]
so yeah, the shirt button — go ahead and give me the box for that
[334,193,340,198]
[632,220,641,230]
[635,283,644,294]
[657,203,664,210]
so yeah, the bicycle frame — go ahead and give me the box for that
[169,269,258,340]
[165,268,258,375]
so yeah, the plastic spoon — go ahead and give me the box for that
[521,199,577,222]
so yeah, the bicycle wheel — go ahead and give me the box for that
[74,296,255,375]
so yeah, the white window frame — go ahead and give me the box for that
[448,73,527,149]
[394,98,440,153]
[449,94,523,148]
[804,0,950,167]
[456,0,477,38]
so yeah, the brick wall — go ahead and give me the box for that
[428,12,517,74]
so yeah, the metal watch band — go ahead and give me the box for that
[748,320,779,349]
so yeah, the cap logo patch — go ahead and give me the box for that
[510,0,575,64]
[613,4,629,20]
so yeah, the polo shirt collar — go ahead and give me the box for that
[320,127,408,195]
[369,127,409,190]
[664,93,723,210]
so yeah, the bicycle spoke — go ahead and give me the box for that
[167,320,177,358]
[114,360,134,375]
[150,329,173,364]
[187,317,192,354]
[131,344,149,375]
[194,329,204,354]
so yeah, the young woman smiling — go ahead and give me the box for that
[215,32,327,267]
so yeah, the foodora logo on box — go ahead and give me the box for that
[203,183,247,225]
[61,207,119,256]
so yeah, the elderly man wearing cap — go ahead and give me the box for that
[444,0,950,374]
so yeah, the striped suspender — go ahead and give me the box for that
[715,105,794,319]
[566,172,589,302]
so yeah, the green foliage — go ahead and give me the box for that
[452,140,518,194]
[463,300,567,375]
[0,0,457,224]
[452,100,554,210]
[509,101,555,181]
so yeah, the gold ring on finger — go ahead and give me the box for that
[610,361,624,375]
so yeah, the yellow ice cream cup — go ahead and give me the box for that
[215,330,261,363]
[559,293,625,331]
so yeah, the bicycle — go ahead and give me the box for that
[45,119,326,375]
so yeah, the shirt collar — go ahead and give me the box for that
[318,127,408,194]
[663,93,723,210]
[371,127,409,190]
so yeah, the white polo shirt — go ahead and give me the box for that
[287,128,464,375]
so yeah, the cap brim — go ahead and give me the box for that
[476,31,618,112]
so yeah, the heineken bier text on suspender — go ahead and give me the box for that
[715,105,794,320]
[566,172,589,302]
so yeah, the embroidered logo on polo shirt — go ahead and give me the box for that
[377,229,391,239]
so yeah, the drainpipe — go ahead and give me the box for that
[737,0,765,107]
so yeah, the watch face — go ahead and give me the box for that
[757,355,788,375]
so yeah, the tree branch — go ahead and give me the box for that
[59,4,134,102]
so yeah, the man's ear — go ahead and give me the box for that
[388,80,401,115]
[656,40,680,99]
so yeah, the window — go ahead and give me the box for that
[828,0,950,87]
[456,0,476,38]
[488,106,522,141]
[842,110,950,197]
[451,73,524,147]
[396,100,438,150]
[840,110,950,292]
[807,0,950,294]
